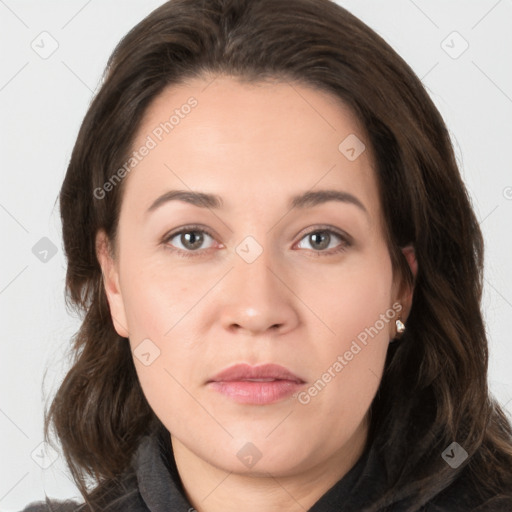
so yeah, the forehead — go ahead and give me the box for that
[121,75,380,221]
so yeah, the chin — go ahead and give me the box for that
[208,434,316,477]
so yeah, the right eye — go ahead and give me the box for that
[162,225,219,258]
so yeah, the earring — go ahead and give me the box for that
[394,317,406,339]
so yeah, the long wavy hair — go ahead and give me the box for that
[46,0,512,510]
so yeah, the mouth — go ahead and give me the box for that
[207,363,306,405]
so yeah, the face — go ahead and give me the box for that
[97,75,414,478]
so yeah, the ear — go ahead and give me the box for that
[95,229,129,338]
[397,244,417,322]
[401,244,418,278]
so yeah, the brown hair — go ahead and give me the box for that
[47,0,512,509]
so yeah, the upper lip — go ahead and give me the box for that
[208,363,305,383]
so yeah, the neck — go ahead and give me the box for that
[171,420,369,512]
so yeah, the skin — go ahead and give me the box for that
[96,74,417,512]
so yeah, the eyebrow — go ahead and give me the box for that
[146,189,368,216]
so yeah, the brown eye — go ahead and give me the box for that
[178,231,205,250]
[307,231,331,250]
[163,226,216,256]
[295,228,350,255]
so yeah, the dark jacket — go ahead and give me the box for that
[21,427,512,512]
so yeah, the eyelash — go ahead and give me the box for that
[161,224,352,259]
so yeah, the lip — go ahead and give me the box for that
[207,363,306,405]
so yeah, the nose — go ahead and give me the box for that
[218,245,300,336]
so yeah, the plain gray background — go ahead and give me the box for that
[1,0,511,509]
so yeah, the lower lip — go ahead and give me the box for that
[208,380,304,405]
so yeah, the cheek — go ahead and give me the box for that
[119,257,210,413]
[303,245,394,346]
[119,254,201,341]
[133,358,216,451]
[297,248,394,405]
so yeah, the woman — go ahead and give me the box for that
[22,0,512,510]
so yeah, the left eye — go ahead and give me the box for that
[295,229,348,253]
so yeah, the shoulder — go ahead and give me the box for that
[422,469,512,512]
[19,489,146,512]
[19,431,171,512]
[19,473,145,512]
[425,498,512,512]
[20,499,85,512]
